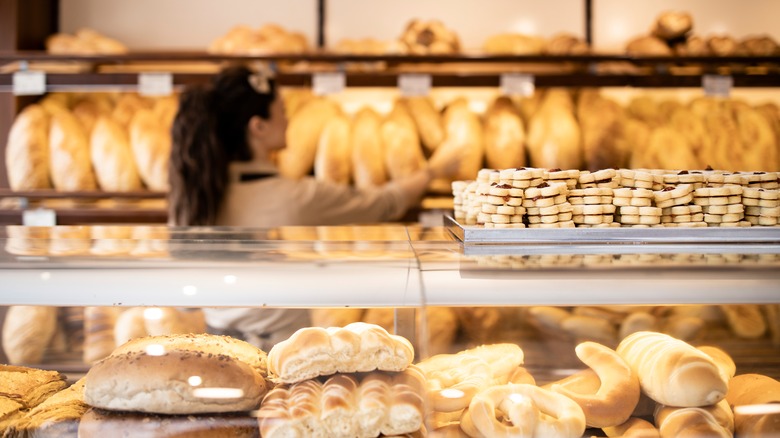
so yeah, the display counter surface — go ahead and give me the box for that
[1,224,778,307]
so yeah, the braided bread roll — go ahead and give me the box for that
[616,331,727,407]
[268,322,414,384]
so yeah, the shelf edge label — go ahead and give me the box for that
[500,73,535,97]
[702,75,733,98]
[12,70,46,96]
[23,208,56,226]
[399,73,432,97]
[139,72,174,96]
[313,72,346,96]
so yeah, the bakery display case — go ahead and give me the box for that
[1,223,779,436]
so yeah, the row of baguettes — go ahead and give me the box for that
[2,323,780,437]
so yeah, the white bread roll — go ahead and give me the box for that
[268,322,414,384]
[48,110,98,191]
[547,342,640,428]
[402,96,444,153]
[129,108,171,191]
[278,97,340,179]
[5,104,52,190]
[1,306,57,364]
[654,399,734,437]
[483,96,526,170]
[726,374,780,437]
[90,116,143,191]
[350,107,387,189]
[381,102,426,180]
[314,112,352,185]
[616,331,728,407]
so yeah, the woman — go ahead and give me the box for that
[169,64,459,349]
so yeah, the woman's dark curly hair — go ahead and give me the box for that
[169,64,277,226]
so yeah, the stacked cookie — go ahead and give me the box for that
[544,168,580,189]
[662,171,706,190]
[618,169,657,190]
[479,181,526,229]
[743,187,780,226]
[523,182,574,228]
[568,188,618,227]
[578,168,619,189]
[451,180,469,224]
[612,188,663,227]
[692,185,749,227]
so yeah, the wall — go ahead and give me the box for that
[59,0,779,51]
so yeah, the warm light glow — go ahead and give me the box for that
[508,393,527,404]
[182,285,197,296]
[145,344,166,356]
[735,404,780,416]
[440,389,465,399]
[223,275,237,285]
[192,388,245,399]
[143,307,163,320]
[40,272,51,280]
[188,376,203,386]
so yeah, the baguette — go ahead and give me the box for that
[90,116,143,191]
[49,110,97,191]
[314,112,352,185]
[402,96,444,153]
[278,97,340,179]
[350,107,387,189]
[5,104,52,190]
[616,331,727,407]
[382,102,426,180]
[483,97,526,170]
[129,108,171,191]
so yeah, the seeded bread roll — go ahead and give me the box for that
[84,333,269,415]
[268,322,414,384]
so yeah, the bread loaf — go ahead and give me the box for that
[528,89,582,170]
[83,307,120,364]
[350,107,387,189]
[483,97,526,170]
[48,110,98,191]
[258,367,425,437]
[111,93,151,128]
[735,106,778,171]
[708,35,740,56]
[577,90,628,170]
[5,104,52,190]
[90,116,143,191]
[546,33,589,55]
[626,36,673,56]
[1,306,58,364]
[440,98,484,181]
[382,102,426,180]
[278,97,340,179]
[71,94,113,135]
[314,112,352,185]
[652,11,693,41]
[726,373,780,437]
[268,322,414,384]
[548,342,640,428]
[400,19,460,54]
[129,108,171,191]
[616,331,728,407]
[402,96,444,153]
[483,33,545,55]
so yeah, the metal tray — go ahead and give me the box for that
[444,215,780,245]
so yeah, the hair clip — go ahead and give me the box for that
[247,62,275,94]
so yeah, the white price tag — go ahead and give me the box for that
[138,72,174,96]
[23,208,56,226]
[313,72,346,95]
[500,73,535,97]
[12,70,46,96]
[702,75,733,98]
[398,74,432,97]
